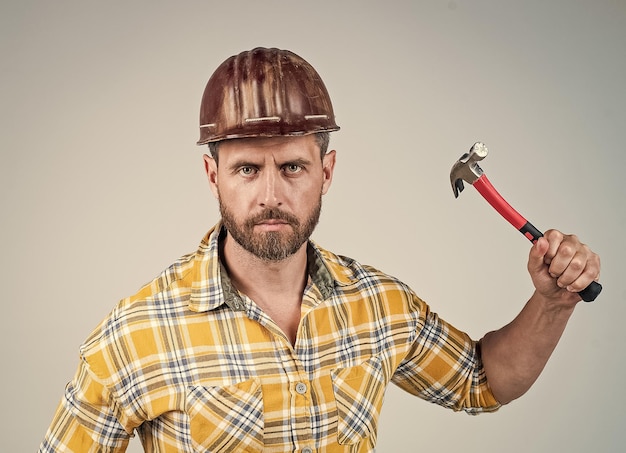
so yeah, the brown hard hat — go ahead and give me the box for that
[197,47,340,145]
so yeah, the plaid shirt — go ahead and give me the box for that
[40,223,499,452]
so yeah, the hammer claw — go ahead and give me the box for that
[453,178,465,198]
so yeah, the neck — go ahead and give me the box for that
[221,233,309,299]
[221,233,309,344]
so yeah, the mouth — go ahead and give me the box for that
[246,208,299,231]
[257,219,289,225]
[254,219,291,231]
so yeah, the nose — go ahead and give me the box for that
[259,167,283,208]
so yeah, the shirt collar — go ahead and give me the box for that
[188,222,340,313]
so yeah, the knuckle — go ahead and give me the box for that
[589,252,601,272]
[559,242,576,257]
[545,229,564,241]
[568,257,585,273]
[593,252,601,267]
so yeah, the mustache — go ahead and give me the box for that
[245,208,300,227]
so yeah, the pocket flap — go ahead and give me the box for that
[186,379,264,452]
[331,356,387,446]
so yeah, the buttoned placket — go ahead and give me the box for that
[215,242,333,452]
[274,321,316,453]
[288,287,325,453]
[232,290,317,452]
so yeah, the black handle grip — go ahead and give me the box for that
[520,221,602,302]
[578,280,602,302]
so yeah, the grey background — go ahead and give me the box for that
[2,1,625,451]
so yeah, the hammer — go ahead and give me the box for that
[450,142,602,302]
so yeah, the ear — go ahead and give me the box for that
[321,150,336,195]
[203,154,219,199]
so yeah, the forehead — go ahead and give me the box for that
[218,135,319,161]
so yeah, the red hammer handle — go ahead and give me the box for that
[473,174,602,302]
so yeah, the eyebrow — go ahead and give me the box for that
[226,156,313,172]
[226,159,260,172]
[282,157,313,167]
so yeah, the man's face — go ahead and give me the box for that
[204,135,336,261]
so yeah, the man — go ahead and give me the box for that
[40,47,601,452]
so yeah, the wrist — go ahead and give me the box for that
[531,290,578,319]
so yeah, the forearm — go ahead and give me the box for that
[480,290,576,404]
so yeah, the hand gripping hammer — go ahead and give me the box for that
[450,142,602,302]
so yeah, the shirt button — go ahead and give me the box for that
[295,382,307,394]
[302,448,313,453]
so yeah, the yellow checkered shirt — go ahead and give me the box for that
[40,223,499,452]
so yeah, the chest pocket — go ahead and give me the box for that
[186,379,264,452]
[331,355,388,446]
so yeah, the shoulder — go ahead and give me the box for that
[312,242,426,312]
[79,249,201,382]
[313,242,407,286]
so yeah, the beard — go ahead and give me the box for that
[219,197,322,262]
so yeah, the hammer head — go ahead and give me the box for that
[450,142,489,198]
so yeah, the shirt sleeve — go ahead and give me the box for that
[391,298,501,414]
[39,359,133,452]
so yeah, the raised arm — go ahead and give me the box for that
[480,229,601,404]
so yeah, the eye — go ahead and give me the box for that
[238,166,257,176]
[283,164,303,174]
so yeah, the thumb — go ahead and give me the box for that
[528,236,550,275]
